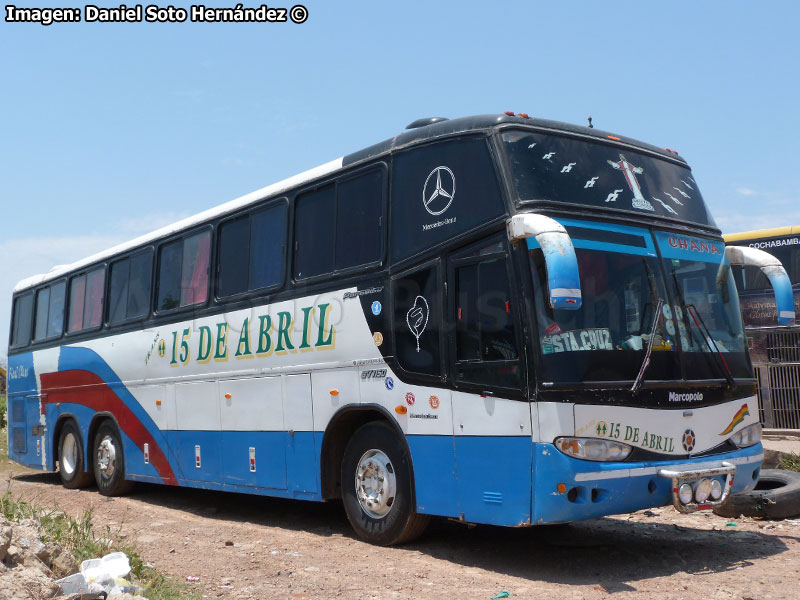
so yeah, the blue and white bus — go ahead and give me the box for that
[7,114,794,545]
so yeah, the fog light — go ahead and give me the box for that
[678,483,693,505]
[710,479,723,500]
[695,478,712,503]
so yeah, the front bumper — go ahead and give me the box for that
[532,442,762,524]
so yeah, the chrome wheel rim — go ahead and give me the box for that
[355,449,397,519]
[96,435,117,480]
[62,432,78,476]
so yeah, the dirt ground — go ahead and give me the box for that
[2,459,800,600]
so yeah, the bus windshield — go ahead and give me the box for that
[501,129,717,228]
[529,223,752,386]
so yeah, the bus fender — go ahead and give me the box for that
[320,403,417,504]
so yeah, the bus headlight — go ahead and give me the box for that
[730,423,762,448]
[555,437,633,461]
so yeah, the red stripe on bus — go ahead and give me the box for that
[39,369,177,485]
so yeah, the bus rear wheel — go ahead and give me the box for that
[340,421,429,545]
[58,420,94,489]
[93,421,134,496]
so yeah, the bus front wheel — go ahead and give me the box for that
[340,421,429,545]
[93,421,134,496]
[58,420,94,489]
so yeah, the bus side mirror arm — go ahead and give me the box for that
[507,214,582,310]
[725,245,796,326]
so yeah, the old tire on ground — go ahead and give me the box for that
[93,421,134,496]
[58,420,94,489]
[341,421,430,545]
[713,469,800,519]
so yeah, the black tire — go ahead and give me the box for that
[713,469,800,519]
[57,420,94,489]
[93,421,134,496]
[341,421,430,545]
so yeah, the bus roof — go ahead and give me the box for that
[723,226,800,242]
[14,113,688,294]
[342,114,686,167]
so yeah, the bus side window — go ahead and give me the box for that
[335,169,383,270]
[392,262,442,377]
[294,167,385,281]
[109,250,153,324]
[453,254,521,389]
[294,184,336,279]
[10,293,34,347]
[34,281,66,341]
[68,267,105,333]
[157,231,210,311]
[218,202,287,297]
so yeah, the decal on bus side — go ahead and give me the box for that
[166,303,335,368]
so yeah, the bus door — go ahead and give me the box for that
[447,237,532,526]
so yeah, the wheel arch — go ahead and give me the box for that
[320,404,417,505]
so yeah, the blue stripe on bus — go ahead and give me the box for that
[556,218,658,257]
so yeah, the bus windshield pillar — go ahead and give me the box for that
[507,214,582,310]
[726,245,796,326]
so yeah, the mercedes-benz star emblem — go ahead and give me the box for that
[423,166,456,216]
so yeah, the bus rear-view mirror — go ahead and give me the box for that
[507,213,582,310]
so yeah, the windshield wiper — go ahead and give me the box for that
[686,304,736,389]
[631,298,664,395]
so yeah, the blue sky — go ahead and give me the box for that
[2,0,799,360]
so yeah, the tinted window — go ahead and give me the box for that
[109,259,130,324]
[335,170,383,270]
[128,252,153,318]
[294,168,385,280]
[181,232,210,306]
[109,251,153,323]
[48,281,66,338]
[454,255,520,388]
[157,231,210,311]
[218,203,287,298]
[250,204,286,289]
[501,129,716,227]
[11,293,34,347]
[157,240,182,310]
[69,268,105,332]
[295,185,336,279]
[68,275,86,332]
[34,287,50,341]
[218,216,249,297]
[393,263,441,376]
[84,269,105,329]
[391,138,506,262]
[733,236,800,290]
